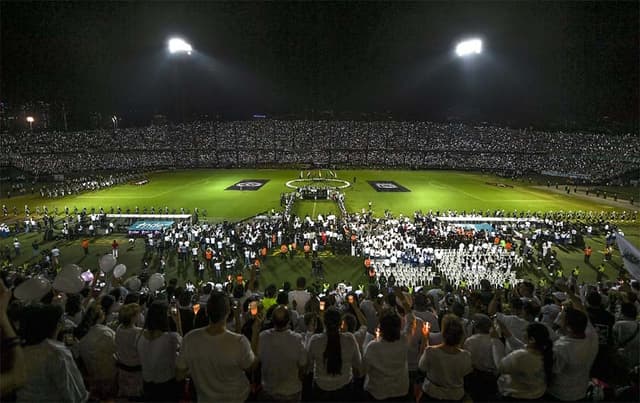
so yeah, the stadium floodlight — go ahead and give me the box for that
[168,37,192,55]
[26,116,34,129]
[455,38,482,57]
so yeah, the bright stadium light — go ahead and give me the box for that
[26,116,34,130]
[455,38,482,57]
[168,37,192,55]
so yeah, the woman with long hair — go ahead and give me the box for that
[307,307,361,401]
[492,321,553,400]
[136,301,182,402]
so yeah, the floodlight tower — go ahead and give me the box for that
[167,36,194,122]
[455,38,482,57]
[26,116,34,130]
[168,37,193,55]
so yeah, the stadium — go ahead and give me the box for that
[0,2,638,403]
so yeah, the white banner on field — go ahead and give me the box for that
[616,233,640,281]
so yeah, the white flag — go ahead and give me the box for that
[616,232,640,280]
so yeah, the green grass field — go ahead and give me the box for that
[0,169,638,289]
[1,169,635,219]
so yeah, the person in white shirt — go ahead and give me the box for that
[362,304,423,401]
[462,314,497,401]
[114,303,143,399]
[307,307,362,401]
[612,303,639,370]
[489,290,537,349]
[547,305,599,401]
[258,305,307,401]
[77,303,117,400]
[289,276,311,315]
[17,304,88,403]
[359,286,380,334]
[492,322,553,400]
[418,314,472,401]
[177,291,258,403]
[137,302,182,402]
[413,292,440,333]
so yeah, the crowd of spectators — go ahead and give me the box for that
[0,179,638,402]
[2,120,638,182]
[1,254,638,402]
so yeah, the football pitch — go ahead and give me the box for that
[2,169,630,220]
[0,169,637,288]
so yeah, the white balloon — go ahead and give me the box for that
[60,264,82,277]
[125,276,142,291]
[53,273,85,294]
[99,254,117,273]
[148,273,165,292]
[14,277,51,303]
[113,264,127,279]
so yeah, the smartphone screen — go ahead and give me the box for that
[347,295,354,304]
[319,301,325,311]
[192,303,200,315]
[250,301,258,316]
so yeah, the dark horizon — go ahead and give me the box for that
[1,1,638,130]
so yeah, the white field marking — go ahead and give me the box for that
[312,202,317,217]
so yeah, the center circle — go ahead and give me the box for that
[285,178,351,190]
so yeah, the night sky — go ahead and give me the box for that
[1,1,638,128]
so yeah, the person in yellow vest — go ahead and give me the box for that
[556,269,563,278]
[597,264,606,282]
[571,266,580,278]
[280,244,288,259]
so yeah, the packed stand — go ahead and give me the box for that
[2,120,638,182]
